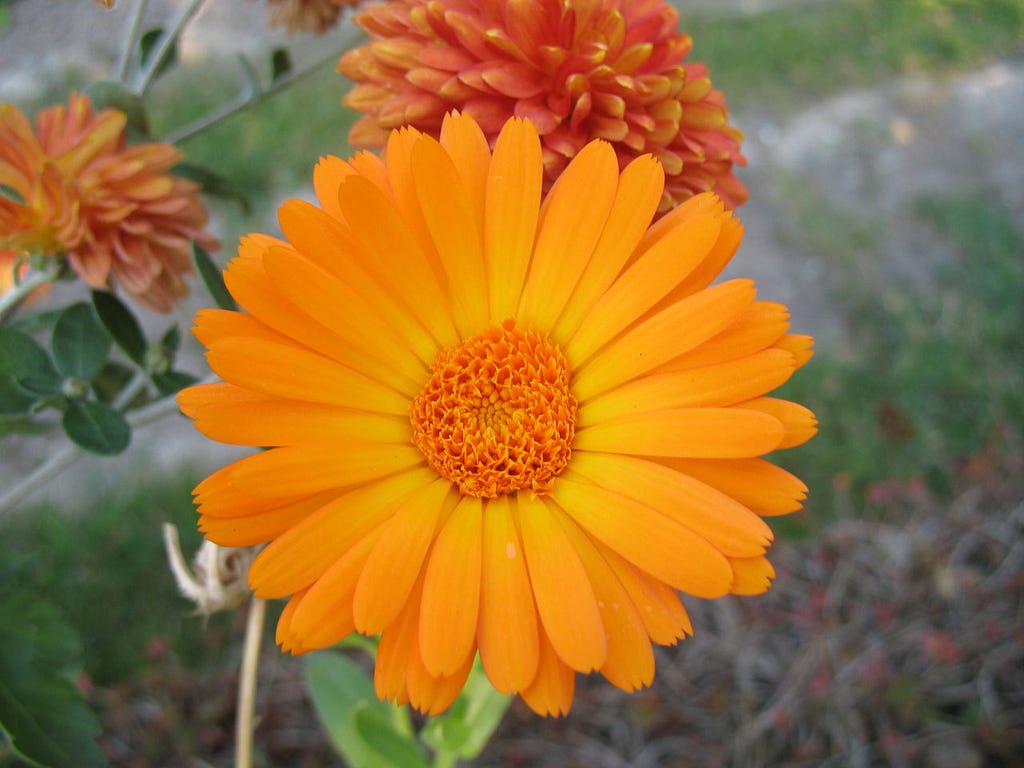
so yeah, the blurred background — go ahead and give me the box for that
[0,0,1021,765]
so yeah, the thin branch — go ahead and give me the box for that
[0,263,61,324]
[134,0,206,97]
[116,0,150,83]
[236,597,267,768]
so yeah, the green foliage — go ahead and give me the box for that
[0,573,104,768]
[91,292,147,367]
[0,474,212,685]
[84,82,150,139]
[778,193,1024,519]
[0,328,61,414]
[61,400,130,455]
[51,304,110,381]
[687,0,1024,107]
[420,660,511,765]
[306,651,428,768]
[192,242,237,312]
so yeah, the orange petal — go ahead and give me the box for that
[662,457,809,516]
[198,489,338,547]
[520,624,575,717]
[570,279,757,399]
[484,117,543,321]
[517,139,619,330]
[517,493,606,673]
[569,452,773,558]
[735,397,818,449]
[419,495,483,677]
[440,111,490,238]
[664,301,790,372]
[352,478,453,634]
[275,587,308,653]
[477,494,540,693]
[577,349,796,426]
[729,555,776,595]
[572,407,785,459]
[552,473,733,598]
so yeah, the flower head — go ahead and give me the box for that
[339,0,748,211]
[179,112,814,716]
[0,93,218,312]
[263,0,359,34]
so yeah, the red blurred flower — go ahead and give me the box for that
[263,0,361,34]
[0,93,218,312]
[339,0,748,211]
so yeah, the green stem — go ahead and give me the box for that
[134,0,206,97]
[0,264,60,324]
[115,0,150,83]
[236,597,267,768]
[161,34,361,146]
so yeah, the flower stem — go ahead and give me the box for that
[0,264,60,324]
[161,33,360,146]
[135,0,206,97]
[236,597,267,768]
[115,0,150,83]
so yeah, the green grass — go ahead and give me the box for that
[1,471,234,685]
[686,0,1024,108]
[776,192,1024,522]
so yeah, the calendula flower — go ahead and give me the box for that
[0,93,218,312]
[339,0,748,211]
[263,0,358,34]
[179,112,814,716]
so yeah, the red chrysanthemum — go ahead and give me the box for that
[0,93,218,312]
[339,0,748,211]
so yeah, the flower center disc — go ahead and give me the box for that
[410,319,577,498]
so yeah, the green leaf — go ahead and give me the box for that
[52,303,111,381]
[160,324,182,354]
[91,291,146,366]
[91,361,137,405]
[421,659,510,761]
[192,242,237,311]
[9,307,66,336]
[0,591,105,768]
[0,182,25,206]
[62,400,130,455]
[0,326,62,398]
[0,377,36,415]
[152,370,198,398]
[305,652,427,768]
[174,162,251,214]
[138,27,177,83]
[271,48,292,83]
[84,81,150,138]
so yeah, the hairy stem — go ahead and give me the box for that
[115,0,150,83]
[236,597,267,768]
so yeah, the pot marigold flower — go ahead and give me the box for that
[0,93,218,312]
[178,112,815,716]
[339,0,748,211]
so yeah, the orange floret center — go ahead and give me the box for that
[410,318,577,498]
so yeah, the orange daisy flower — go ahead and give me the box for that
[0,93,218,312]
[338,0,748,211]
[263,0,360,34]
[178,112,815,716]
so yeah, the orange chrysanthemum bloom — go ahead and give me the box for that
[339,0,748,211]
[264,0,359,34]
[179,112,815,716]
[0,94,218,312]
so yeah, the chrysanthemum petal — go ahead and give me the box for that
[662,457,809,516]
[484,117,543,320]
[205,337,410,415]
[517,493,606,673]
[569,452,772,558]
[577,349,796,426]
[550,155,665,344]
[419,495,483,677]
[570,278,757,398]
[353,478,454,634]
[411,135,489,336]
[573,408,784,459]
[736,397,819,449]
[478,494,540,693]
[520,625,575,717]
[552,473,733,598]
[557,515,654,692]
[247,468,437,598]
[517,139,619,330]
[729,555,776,595]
